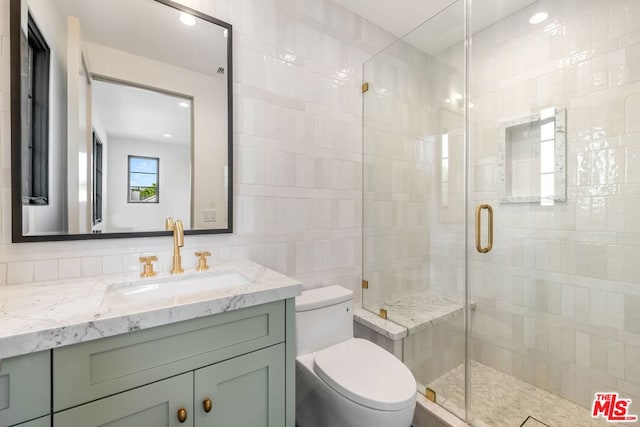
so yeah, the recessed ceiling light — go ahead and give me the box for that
[163,133,172,138]
[223,29,228,38]
[180,13,196,26]
[529,12,548,24]
[178,102,189,108]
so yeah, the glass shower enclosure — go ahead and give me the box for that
[362,1,640,426]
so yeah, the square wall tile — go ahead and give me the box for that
[7,261,33,285]
[82,257,103,277]
[58,258,81,279]
[33,259,58,282]
[102,255,123,275]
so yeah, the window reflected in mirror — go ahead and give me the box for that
[128,156,159,204]
[92,131,103,225]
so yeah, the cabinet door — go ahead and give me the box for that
[194,344,285,427]
[54,373,193,427]
[0,351,50,427]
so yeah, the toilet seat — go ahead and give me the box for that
[313,338,416,411]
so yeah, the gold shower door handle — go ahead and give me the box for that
[475,204,493,253]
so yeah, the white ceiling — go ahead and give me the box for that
[43,0,228,76]
[92,79,192,145]
[334,0,540,54]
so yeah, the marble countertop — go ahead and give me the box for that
[0,260,301,361]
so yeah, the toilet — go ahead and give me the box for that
[295,285,416,427]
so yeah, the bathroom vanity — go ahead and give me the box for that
[0,261,300,427]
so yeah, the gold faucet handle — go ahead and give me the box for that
[139,256,158,278]
[195,251,211,271]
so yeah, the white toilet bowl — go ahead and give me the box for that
[295,286,416,427]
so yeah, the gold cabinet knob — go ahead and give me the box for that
[203,397,213,413]
[195,251,211,271]
[177,407,188,423]
[139,256,158,278]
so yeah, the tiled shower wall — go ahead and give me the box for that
[465,0,640,410]
[0,0,395,299]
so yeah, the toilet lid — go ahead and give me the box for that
[313,338,416,411]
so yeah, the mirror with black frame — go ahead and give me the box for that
[10,0,233,242]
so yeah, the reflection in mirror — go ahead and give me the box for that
[128,156,160,205]
[497,108,566,205]
[91,79,191,233]
[11,0,233,241]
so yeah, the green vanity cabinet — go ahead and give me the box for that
[0,351,51,427]
[49,299,295,427]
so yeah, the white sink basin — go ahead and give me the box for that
[104,270,251,304]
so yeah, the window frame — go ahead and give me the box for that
[127,155,160,204]
[23,12,50,205]
[92,131,103,224]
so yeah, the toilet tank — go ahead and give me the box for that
[295,285,353,356]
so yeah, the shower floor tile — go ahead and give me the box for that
[427,361,623,427]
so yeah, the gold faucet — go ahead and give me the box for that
[165,217,184,274]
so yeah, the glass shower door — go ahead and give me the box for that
[361,0,468,420]
[467,0,640,426]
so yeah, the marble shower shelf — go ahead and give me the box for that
[356,289,475,338]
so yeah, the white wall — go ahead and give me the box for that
[0,0,394,302]
[22,0,68,234]
[105,137,190,232]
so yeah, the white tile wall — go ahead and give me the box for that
[0,0,396,302]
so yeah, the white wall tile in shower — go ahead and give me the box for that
[625,93,640,133]
[624,344,640,385]
[607,339,625,379]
